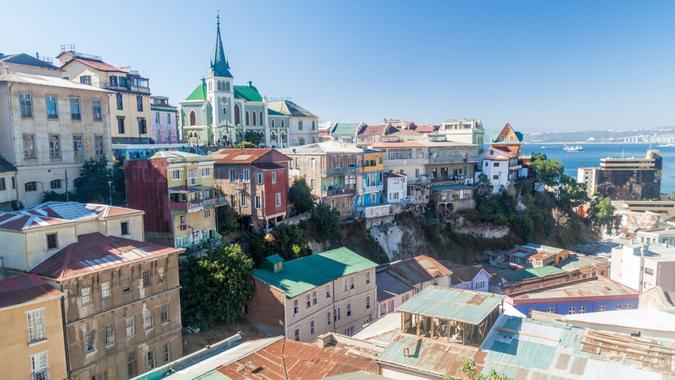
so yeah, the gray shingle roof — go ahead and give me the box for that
[0,53,60,70]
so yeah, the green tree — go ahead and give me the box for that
[179,243,255,328]
[288,177,315,214]
[555,175,589,213]
[42,191,78,202]
[530,155,564,186]
[244,130,264,146]
[217,205,240,233]
[474,173,494,197]
[461,358,478,380]
[243,232,275,267]
[510,213,534,242]
[235,141,258,148]
[75,158,116,203]
[310,202,341,241]
[272,224,312,260]
[588,196,617,234]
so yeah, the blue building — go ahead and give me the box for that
[506,276,639,316]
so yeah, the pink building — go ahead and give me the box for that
[151,96,179,143]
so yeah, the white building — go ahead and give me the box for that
[383,172,407,203]
[0,71,111,208]
[439,118,485,148]
[610,232,675,292]
[478,146,527,194]
[267,100,319,147]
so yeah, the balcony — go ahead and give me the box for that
[427,155,479,164]
[326,166,357,176]
[326,187,356,197]
[362,184,384,194]
[170,196,227,213]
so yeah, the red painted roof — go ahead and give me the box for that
[30,233,182,280]
[412,124,438,133]
[358,124,387,137]
[213,148,274,164]
[73,57,124,72]
[0,273,61,309]
[216,339,378,379]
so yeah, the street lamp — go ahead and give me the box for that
[108,180,113,206]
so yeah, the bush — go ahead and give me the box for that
[288,177,315,214]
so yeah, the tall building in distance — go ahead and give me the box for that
[0,60,111,208]
[179,16,318,148]
[577,150,662,200]
[58,46,152,145]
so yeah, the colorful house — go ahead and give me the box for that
[151,96,179,143]
[357,148,384,209]
[491,122,523,156]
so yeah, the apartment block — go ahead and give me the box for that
[58,47,152,146]
[0,273,67,380]
[439,118,485,148]
[0,70,111,208]
[611,233,675,292]
[267,100,319,147]
[150,96,179,144]
[125,151,225,249]
[213,148,290,230]
[247,248,377,341]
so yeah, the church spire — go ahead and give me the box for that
[210,13,232,78]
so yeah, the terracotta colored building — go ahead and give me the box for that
[212,148,290,230]
[0,273,67,380]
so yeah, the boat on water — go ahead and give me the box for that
[563,145,583,152]
[657,143,675,148]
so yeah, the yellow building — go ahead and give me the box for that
[57,47,152,145]
[0,272,67,380]
[125,152,226,249]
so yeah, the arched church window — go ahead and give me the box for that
[271,120,275,128]
[245,111,250,126]
[189,111,196,126]
[252,112,256,126]
[225,82,230,91]
[259,112,263,126]
[281,120,285,128]
[234,104,240,125]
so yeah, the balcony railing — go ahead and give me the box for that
[362,184,384,194]
[326,166,357,176]
[427,155,479,164]
[170,196,228,212]
[326,187,356,196]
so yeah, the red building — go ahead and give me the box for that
[213,148,290,231]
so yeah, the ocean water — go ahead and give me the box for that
[520,143,675,195]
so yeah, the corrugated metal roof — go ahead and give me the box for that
[396,286,504,324]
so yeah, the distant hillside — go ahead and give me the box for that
[524,126,675,143]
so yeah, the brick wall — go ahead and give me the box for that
[246,279,286,329]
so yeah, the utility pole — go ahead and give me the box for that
[108,180,113,206]
[65,169,69,202]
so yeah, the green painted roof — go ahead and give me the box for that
[498,266,565,282]
[234,85,263,102]
[396,286,504,325]
[265,254,284,265]
[186,83,206,101]
[332,122,361,135]
[253,247,377,298]
[267,108,286,116]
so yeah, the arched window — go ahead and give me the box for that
[259,112,263,126]
[281,120,285,128]
[271,119,275,128]
[245,111,250,125]
[234,104,240,125]
[189,111,196,126]
[252,112,256,126]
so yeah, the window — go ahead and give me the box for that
[344,278,347,291]
[298,121,303,131]
[46,233,58,249]
[366,271,371,284]
[312,291,317,305]
[306,294,311,308]
[167,112,172,124]
[19,93,32,117]
[545,307,555,313]
[293,299,298,314]
[234,104,240,125]
[162,344,171,363]
[70,97,81,120]
[136,95,143,112]
[104,325,115,346]
[252,111,257,126]
[254,196,261,209]
[275,193,281,207]
[125,316,135,336]
[117,117,126,134]
[298,137,305,146]
[144,309,153,329]
[336,307,341,321]
[0,178,4,191]
[85,331,96,352]
[271,171,277,184]
[172,170,180,180]
[50,179,62,189]
[81,287,92,305]
[142,271,150,288]
[127,351,137,378]
[189,111,196,126]
[25,181,37,192]
[310,158,316,170]
[350,277,354,289]
[155,112,160,124]
[312,120,316,130]
[257,172,263,184]
[229,169,236,182]
[122,276,131,293]
[27,309,46,344]
[79,75,92,85]
[294,329,300,341]
[201,167,211,177]
[645,267,654,276]
[568,307,576,314]
[347,303,352,317]
[579,306,586,313]
[240,193,247,207]
[101,281,111,299]
[474,281,485,290]
[366,296,371,309]
[160,304,169,324]
[493,162,500,167]
[31,351,49,380]
[95,135,105,158]
[204,209,211,218]
[243,169,250,182]
[493,175,499,180]
[46,95,58,118]
[157,266,166,283]
[121,222,129,236]
[49,134,61,159]
[245,111,249,125]
[23,134,36,159]
[147,351,155,369]
[73,134,84,158]
[138,117,147,134]
[326,285,331,298]
[310,320,315,335]
[116,92,123,110]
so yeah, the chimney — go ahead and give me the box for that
[403,347,410,357]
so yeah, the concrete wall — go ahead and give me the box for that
[512,296,639,317]
[288,116,319,147]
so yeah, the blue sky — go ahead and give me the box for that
[2,0,675,133]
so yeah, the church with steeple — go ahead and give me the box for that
[179,16,319,148]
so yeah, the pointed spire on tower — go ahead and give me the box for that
[210,12,232,78]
